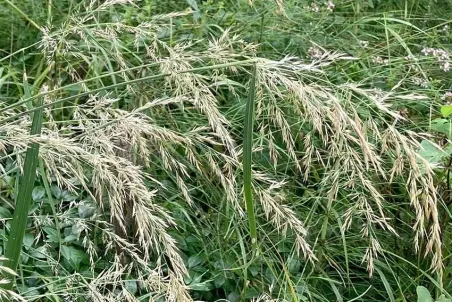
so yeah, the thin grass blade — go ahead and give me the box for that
[243,64,258,251]
[1,98,44,291]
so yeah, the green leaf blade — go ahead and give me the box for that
[2,98,43,290]
[243,64,258,251]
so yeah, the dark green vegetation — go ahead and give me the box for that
[0,0,452,301]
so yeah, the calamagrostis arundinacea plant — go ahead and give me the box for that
[0,1,445,299]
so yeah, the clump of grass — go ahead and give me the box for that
[1,0,452,301]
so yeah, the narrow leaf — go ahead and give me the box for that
[243,64,258,250]
[2,98,43,290]
[375,267,395,302]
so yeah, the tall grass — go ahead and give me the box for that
[243,64,258,252]
[0,0,451,301]
[2,98,43,291]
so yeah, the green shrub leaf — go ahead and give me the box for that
[61,245,88,269]
[441,105,452,118]
[417,286,434,302]
[437,295,452,302]
[188,253,206,268]
[418,140,447,164]
[431,119,452,138]
[32,186,45,201]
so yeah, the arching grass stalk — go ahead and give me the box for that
[243,64,258,251]
[0,59,257,117]
[1,98,43,292]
